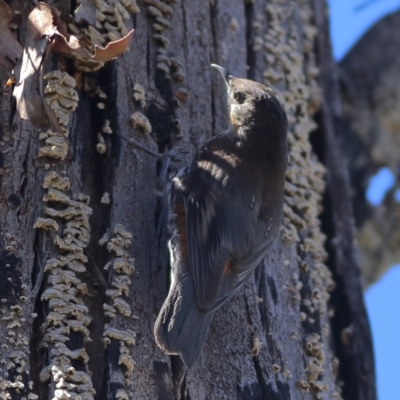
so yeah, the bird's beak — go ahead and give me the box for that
[211,64,233,88]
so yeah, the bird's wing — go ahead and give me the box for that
[185,159,258,310]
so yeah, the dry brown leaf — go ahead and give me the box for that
[52,29,134,62]
[13,37,48,126]
[51,33,93,59]
[0,0,22,64]
[28,2,133,62]
[92,29,134,62]
[27,2,57,42]
[27,2,70,41]
[13,0,133,133]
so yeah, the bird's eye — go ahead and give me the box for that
[233,91,246,103]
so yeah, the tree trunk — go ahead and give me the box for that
[338,9,400,287]
[0,0,376,399]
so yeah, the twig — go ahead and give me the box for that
[354,0,380,12]
[114,132,160,158]
[115,132,189,179]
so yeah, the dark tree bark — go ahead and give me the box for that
[339,9,400,287]
[0,0,377,399]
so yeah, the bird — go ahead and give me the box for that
[154,64,288,367]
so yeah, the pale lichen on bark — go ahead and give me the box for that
[100,224,136,399]
[251,0,341,398]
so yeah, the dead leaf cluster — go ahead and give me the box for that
[0,0,22,64]
[9,1,133,134]
[27,2,134,64]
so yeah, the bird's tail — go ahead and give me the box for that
[154,272,214,367]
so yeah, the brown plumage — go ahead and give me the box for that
[154,65,288,367]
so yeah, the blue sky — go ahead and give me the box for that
[328,1,400,399]
[329,0,400,59]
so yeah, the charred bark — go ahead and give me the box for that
[338,9,400,286]
[313,1,376,398]
[0,0,377,399]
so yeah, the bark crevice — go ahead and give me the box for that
[245,0,255,80]
[313,1,377,399]
[244,294,266,399]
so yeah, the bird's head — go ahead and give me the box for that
[211,64,287,134]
